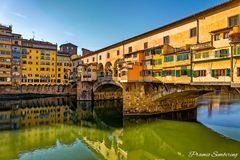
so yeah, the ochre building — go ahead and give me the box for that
[21,39,58,85]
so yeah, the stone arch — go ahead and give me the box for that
[105,62,113,77]
[97,63,104,78]
[93,81,123,101]
[93,80,123,93]
[113,59,123,78]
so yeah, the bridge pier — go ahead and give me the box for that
[77,81,94,100]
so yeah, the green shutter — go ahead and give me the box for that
[187,69,191,77]
[176,70,180,77]
[184,53,188,60]
[193,70,197,78]
[226,68,230,76]
[211,70,215,77]
[162,70,166,77]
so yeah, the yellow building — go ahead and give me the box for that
[21,39,57,85]
[56,51,73,85]
[0,25,12,85]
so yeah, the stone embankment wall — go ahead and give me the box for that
[0,85,76,97]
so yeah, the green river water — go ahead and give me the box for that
[0,92,240,160]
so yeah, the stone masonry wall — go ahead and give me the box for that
[0,85,76,96]
[122,82,238,115]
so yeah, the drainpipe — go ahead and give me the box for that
[190,48,193,84]
[197,19,200,44]
[231,44,234,83]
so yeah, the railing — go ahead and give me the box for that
[190,42,213,51]
[97,75,112,81]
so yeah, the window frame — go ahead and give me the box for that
[190,27,197,38]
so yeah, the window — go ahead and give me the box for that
[211,69,230,77]
[195,53,201,59]
[163,36,169,44]
[145,50,151,56]
[144,42,148,49]
[133,53,137,58]
[99,55,102,60]
[190,27,197,37]
[92,57,95,62]
[177,53,188,61]
[152,59,162,65]
[228,15,239,27]
[202,52,209,58]
[121,71,127,76]
[193,70,206,77]
[117,50,120,56]
[234,45,240,55]
[164,70,175,76]
[107,53,110,58]
[214,34,220,41]
[144,60,151,66]
[215,49,229,57]
[164,55,174,62]
[154,48,162,54]
[237,68,240,77]
[224,32,229,39]
[128,47,132,53]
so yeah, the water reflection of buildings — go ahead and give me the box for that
[198,93,233,117]
[0,97,72,130]
[0,97,126,160]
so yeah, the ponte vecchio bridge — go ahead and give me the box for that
[77,0,240,115]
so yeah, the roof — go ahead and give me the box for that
[83,0,238,56]
[60,43,78,48]
[0,24,12,31]
[22,39,57,46]
[210,26,233,34]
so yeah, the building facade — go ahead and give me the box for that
[57,51,73,85]
[0,25,12,85]
[11,33,22,86]
[79,0,240,87]
[60,43,78,55]
[21,39,58,85]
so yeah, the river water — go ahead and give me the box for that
[0,92,240,160]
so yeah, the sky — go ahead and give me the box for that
[0,0,227,54]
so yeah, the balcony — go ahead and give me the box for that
[229,32,240,44]
[190,42,213,51]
